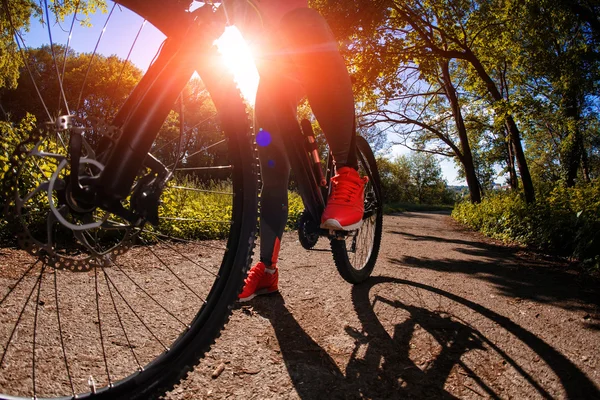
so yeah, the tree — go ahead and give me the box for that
[377,155,412,203]
[408,152,447,204]
[1,45,142,123]
[504,0,600,187]
[315,0,536,203]
[0,0,106,90]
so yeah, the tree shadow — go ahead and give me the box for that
[388,231,600,316]
[250,277,599,399]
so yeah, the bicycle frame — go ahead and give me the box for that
[280,114,332,233]
[86,3,227,220]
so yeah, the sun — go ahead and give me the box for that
[215,26,260,105]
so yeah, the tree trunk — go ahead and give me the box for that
[465,50,535,203]
[440,61,481,203]
[506,132,519,190]
[581,145,591,182]
[562,93,588,187]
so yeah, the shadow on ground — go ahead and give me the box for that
[251,276,599,399]
[388,228,600,323]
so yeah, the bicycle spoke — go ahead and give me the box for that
[181,137,224,161]
[32,264,46,398]
[94,265,112,387]
[76,3,117,111]
[0,0,53,121]
[159,217,233,224]
[58,1,80,98]
[111,262,190,328]
[43,0,70,115]
[0,264,43,368]
[101,266,143,370]
[53,269,76,397]
[174,165,232,172]
[143,230,227,251]
[106,19,147,118]
[168,185,233,196]
[0,260,39,307]
[101,269,169,351]
[142,238,207,303]
[153,236,220,278]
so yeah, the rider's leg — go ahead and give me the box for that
[277,7,358,169]
[275,8,365,230]
[239,81,293,301]
[254,79,296,267]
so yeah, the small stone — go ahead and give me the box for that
[212,363,226,379]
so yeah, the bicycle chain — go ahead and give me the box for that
[1,122,136,272]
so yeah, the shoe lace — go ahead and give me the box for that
[330,174,361,203]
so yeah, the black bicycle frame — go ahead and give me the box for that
[276,110,329,230]
[93,4,225,215]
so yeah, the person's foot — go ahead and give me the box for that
[320,166,368,231]
[238,262,279,302]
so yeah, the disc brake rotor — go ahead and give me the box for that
[1,119,138,272]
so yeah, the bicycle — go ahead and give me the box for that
[0,1,382,399]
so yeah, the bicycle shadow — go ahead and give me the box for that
[251,277,599,399]
[349,276,599,399]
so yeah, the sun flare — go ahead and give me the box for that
[215,26,260,105]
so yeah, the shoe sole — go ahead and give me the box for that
[238,288,279,302]
[320,218,363,231]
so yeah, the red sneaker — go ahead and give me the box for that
[321,166,368,230]
[238,262,279,302]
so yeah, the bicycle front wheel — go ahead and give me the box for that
[0,2,257,399]
[330,136,383,283]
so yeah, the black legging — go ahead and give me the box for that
[254,7,357,266]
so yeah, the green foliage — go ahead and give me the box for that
[146,179,303,241]
[384,202,454,214]
[378,153,455,206]
[153,178,235,241]
[0,113,36,203]
[1,45,142,124]
[452,182,600,269]
[286,191,303,231]
[0,115,36,242]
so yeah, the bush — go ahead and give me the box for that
[287,191,303,231]
[153,179,305,240]
[452,182,600,270]
[154,178,236,241]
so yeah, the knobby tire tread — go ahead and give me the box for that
[0,2,258,399]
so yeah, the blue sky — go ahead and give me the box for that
[24,5,165,70]
[23,5,465,185]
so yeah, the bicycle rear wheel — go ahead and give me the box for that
[330,136,383,284]
[0,2,257,399]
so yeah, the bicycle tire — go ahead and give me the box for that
[330,136,383,284]
[0,2,257,399]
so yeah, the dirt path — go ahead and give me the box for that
[165,212,600,399]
